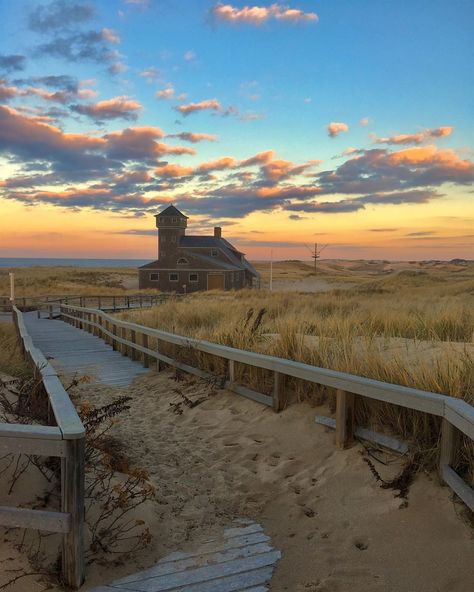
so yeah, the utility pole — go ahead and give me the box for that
[269,249,273,291]
[305,241,328,273]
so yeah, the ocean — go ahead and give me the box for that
[0,258,149,268]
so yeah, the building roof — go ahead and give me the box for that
[180,235,259,277]
[154,204,188,218]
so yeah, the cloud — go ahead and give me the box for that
[139,67,160,82]
[240,150,275,166]
[101,28,121,44]
[175,98,222,116]
[0,54,26,73]
[72,96,142,122]
[28,0,94,32]
[327,122,349,138]
[156,85,175,100]
[156,163,194,177]
[0,80,22,101]
[168,132,218,143]
[316,146,474,195]
[35,29,122,69]
[211,3,318,25]
[360,117,370,126]
[184,50,196,61]
[104,127,195,160]
[369,228,399,232]
[372,126,453,145]
[261,158,319,183]
[197,156,238,172]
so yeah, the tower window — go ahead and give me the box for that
[189,273,198,282]
[211,249,218,257]
[150,273,159,281]
[169,273,179,282]
[177,257,189,265]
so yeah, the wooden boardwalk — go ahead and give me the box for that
[91,520,280,592]
[22,312,149,387]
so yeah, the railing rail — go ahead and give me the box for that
[60,303,474,513]
[0,306,85,588]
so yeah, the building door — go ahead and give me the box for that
[207,273,225,290]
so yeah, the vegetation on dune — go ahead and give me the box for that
[0,266,140,298]
[120,266,474,478]
[0,322,30,377]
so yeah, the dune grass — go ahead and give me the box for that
[0,322,30,378]
[0,266,140,298]
[120,266,474,478]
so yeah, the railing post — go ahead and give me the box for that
[49,305,53,320]
[228,359,235,384]
[156,339,163,371]
[113,296,116,311]
[273,371,285,412]
[142,333,149,367]
[335,389,355,449]
[61,437,85,589]
[439,419,458,480]
[130,330,137,360]
[120,327,126,355]
[112,323,118,351]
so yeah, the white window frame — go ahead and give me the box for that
[149,272,159,281]
[169,272,179,282]
[189,273,199,283]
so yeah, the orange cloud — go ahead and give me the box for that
[327,122,349,138]
[73,95,142,121]
[197,156,237,172]
[211,3,318,25]
[156,163,194,177]
[175,98,222,116]
[240,150,275,166]
[387,145,471,170]
[373,126,453,145]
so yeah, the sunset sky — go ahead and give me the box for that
[0,0,473,261]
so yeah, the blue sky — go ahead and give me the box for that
[0,1,473,259]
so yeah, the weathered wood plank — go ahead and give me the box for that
[0,434,67,457]
[441,464,474,512]
[0,506,71,533]
[0,423,62,440]
[335,389,355,449]
[61,438,85,589]
[439,418,458,478]
[315,415,409,454]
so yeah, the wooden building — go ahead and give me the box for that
[138,205,260,292]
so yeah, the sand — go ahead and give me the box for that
[1,369,473,591]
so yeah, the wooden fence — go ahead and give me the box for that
[0,307,85,588]
[60,303,474,513]
[0,293,179,314]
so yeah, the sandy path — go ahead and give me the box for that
[70,370,473,592]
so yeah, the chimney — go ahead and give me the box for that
[214,227,222,239]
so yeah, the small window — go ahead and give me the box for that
[169,273,179,282]
[177,257,189,265]
[150,272,159,281]
[211,249,218,257]
[172,217,177,223]
[189,273,198,283]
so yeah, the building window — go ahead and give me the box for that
[189,273,198,283]
[169,273,179,282]
[211,249,218,257]
[150,272,159,281]
[177,257,189,265]
[172,217,177,223]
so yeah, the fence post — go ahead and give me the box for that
[130,330,137,360]
[113,296,116,311]
[61,437,85,589]
[112,324,118,351]
[156,339,163,371]
[273,371,285,412]
[439,419,458,480]
[49,305,53,320]
[335,389,355,449]
[228,359,235,384]
[142,333,149,367]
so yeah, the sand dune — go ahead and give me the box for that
[68,370,473,592]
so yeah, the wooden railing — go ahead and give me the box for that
[60,304,474,513]
[0,307,85,589]
[1,293,179,314]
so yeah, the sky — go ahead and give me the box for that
[0,0,473,261]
